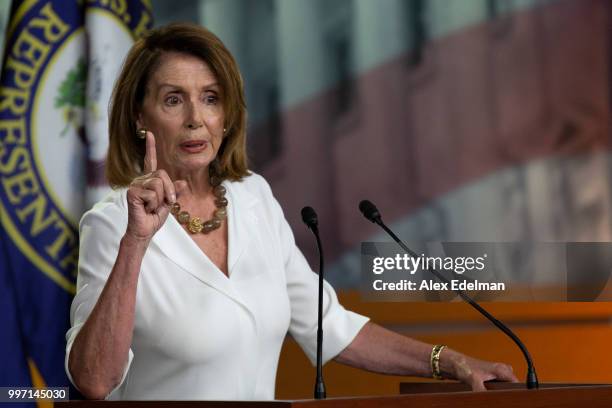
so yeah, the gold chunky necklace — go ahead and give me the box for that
[170,175,228,234]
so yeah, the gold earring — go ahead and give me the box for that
[223,128,227,134]
[136,128,147,139]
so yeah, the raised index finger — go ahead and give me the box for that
[143,131,157,173]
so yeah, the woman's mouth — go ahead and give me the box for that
[179,140,208,153]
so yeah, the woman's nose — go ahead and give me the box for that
[185,102,204,129]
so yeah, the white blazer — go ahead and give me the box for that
[65,173,368,400]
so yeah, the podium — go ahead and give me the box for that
[56,383,612,407]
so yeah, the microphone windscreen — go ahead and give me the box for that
[301,206,318,227]
[359,200,381,222]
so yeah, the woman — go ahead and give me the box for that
[66,23,517,400]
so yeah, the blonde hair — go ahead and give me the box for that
[106,23,249,187]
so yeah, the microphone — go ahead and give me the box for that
[301,206,318,231]
[358,200,539,389]
[359,200,381,223]
[301,206,326,399]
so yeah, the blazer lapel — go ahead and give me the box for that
[225,178,259,276]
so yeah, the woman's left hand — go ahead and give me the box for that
[441,349,519,391]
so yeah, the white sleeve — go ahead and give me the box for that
[257,176,369,365]
[65,199,133,397]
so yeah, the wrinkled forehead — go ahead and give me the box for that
[145,51,220,94]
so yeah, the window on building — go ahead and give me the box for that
[406,0,428,67]
[323,0,355,117]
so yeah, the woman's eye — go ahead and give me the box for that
[165,95,181,105]
[204,95,218,105]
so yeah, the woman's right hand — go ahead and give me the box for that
[125,131,184,241]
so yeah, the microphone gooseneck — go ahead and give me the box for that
[301,206,326,399]
[358,200,539,389]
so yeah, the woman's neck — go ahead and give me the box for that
[168,166,213,199]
